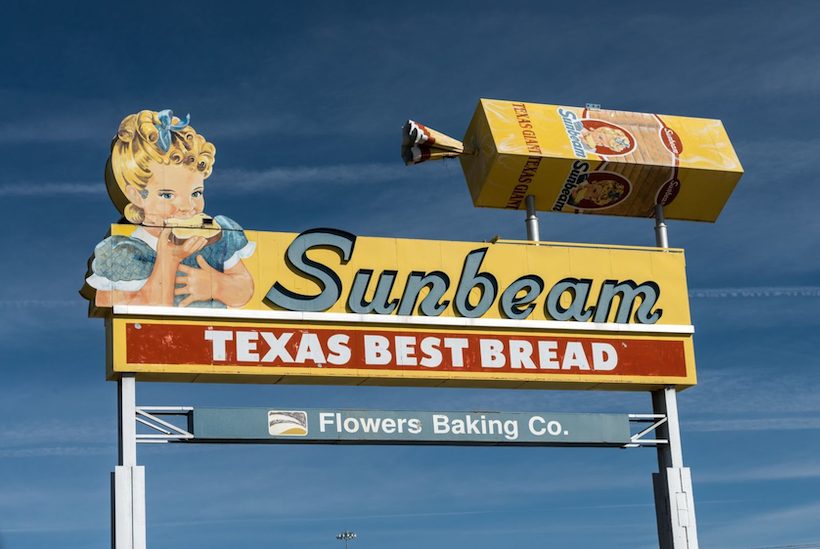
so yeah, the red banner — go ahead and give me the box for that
[125,323,686,378]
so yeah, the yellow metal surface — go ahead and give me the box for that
[108,226,693,325]
[109,316,696,389]
[104,227,696,389]
[459,99,743,222]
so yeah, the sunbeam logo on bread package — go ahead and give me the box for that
[557,108,637,158]
[553,164,632,212]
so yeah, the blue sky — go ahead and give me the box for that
[1,1,819,547]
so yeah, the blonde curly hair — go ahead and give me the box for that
[104,110,216,224]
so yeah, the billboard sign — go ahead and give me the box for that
[101,229,696,389]
[190,408,632,447]
[84,109,696,390]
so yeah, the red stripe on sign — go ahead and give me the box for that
[125,323,687,378]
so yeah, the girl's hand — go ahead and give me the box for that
[175,255,216,307]
[156,228,208,263]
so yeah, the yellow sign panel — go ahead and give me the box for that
[100,226,692,324]
[93,226,696,390]
[458,99,743,222]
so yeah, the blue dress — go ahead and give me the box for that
[86,215,254,308]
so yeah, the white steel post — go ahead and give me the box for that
[119,375,137,467]
[525,195,540,242]
[654,204,669,249]
[113,374,146,549]
[652,205,698,549]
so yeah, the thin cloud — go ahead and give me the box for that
[0,162,450,198]
[152,508,495,528]
[145,452,647,527]
[211,162,444,192]
[0,300,84,308]
[0,422,113,447]
[704,502,820,548]
[699,461,820,484]
[753,541,820,549]
[0,116,111,144]
[685,417,820,432]
[689,287,820,298]
[0,182,98,196]
[0,446,112,458]
[682,370,820,416]
[0,519,109,534]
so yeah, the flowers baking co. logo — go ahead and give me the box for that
[268,411,308,436]
[552,160,632,212]
[557,108,637,158]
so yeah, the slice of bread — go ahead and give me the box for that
[165,214,222,245]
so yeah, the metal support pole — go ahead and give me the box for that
[113,374,146,549]
[525,195,540,242]
[651,207,698,548]
[119,375,137,467]
[654,204,669,249]
[653,387,684,469]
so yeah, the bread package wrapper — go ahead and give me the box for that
[429,99,743,222]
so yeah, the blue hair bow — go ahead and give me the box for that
[155,109,190,152]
